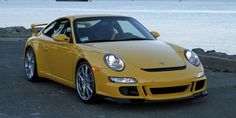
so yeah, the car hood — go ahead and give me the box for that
[84,40,185,69]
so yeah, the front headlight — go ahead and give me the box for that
[104,54,125,71]
[185,49,200,66]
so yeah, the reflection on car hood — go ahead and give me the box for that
[84,40,185,69]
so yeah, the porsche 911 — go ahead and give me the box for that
[24,15,207,104]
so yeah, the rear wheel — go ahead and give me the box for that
[76,61,100,104]
[24,48,39,82]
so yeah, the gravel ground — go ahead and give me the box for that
[0,39,236,118]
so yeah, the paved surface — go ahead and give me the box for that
[0,40,236,118]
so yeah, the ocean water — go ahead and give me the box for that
[0,0,236,54]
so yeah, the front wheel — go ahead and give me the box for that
[76,61,100,104]
[24,48,39,82]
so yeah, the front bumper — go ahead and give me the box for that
[104,77,207,101]
[95,71,207,101]
[94,62,207,101]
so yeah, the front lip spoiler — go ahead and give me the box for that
[104,90,208,103]
[144,90,208,103]
[193,90,208,98]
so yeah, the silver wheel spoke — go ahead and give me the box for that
[78,82,82,91]
[78,73,84,81]
[87,73,94,83]
[81,67,85,78]
[87,85,93,93]
[85,66,88,78]
[27,53,31,62]
[30,53,33,62]
[82,86,86,96]
[85,87,90,97]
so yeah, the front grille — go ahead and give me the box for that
[150,85,188,94]
[195,80,205,91]
[141,65,186,72]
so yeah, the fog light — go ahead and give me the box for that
[197,71,205,78]
[109,77,137,84]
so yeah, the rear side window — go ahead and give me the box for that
[43,19,71,38]
[43,22,57,37]
[51,20,70,37]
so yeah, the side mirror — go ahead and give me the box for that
[53,34,69,42]
[151,31,160,39]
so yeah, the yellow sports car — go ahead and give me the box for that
[24,15,207,104]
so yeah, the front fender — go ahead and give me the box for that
[166,42,204,71]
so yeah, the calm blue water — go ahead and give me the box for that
[0,0,236,54]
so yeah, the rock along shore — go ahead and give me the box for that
[192,48,236,73]
[0,26,42,37]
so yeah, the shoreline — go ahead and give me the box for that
[1,26,235,73]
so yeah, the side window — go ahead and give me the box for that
[43,19,72,43]
[51,20,71,39]
[118,20,145,38]
[43,22,57,37]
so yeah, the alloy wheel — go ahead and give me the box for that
[25,49,35,80]
[76,63,95,101]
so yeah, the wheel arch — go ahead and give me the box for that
[24,39,38,58]
[74,58,89,79]
[76,58,89,71]
[24,45,36,59]
[24,44,38,61]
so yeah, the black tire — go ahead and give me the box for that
[24,47,39,82]
[76,61,101,104]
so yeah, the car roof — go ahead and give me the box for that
[60,14,130,20]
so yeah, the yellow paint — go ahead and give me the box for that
[52,34,69,42]
[150,31,160,39]
[24,15,207,100]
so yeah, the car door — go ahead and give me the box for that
[46,19,78,82]
[38,21,58,75]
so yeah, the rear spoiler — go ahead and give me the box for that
[31,23,48,36]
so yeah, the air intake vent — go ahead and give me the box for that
[195,80,205,91]
[141,65,186,72]
[150,85,188,94]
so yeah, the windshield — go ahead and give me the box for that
[73,17,155,43]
